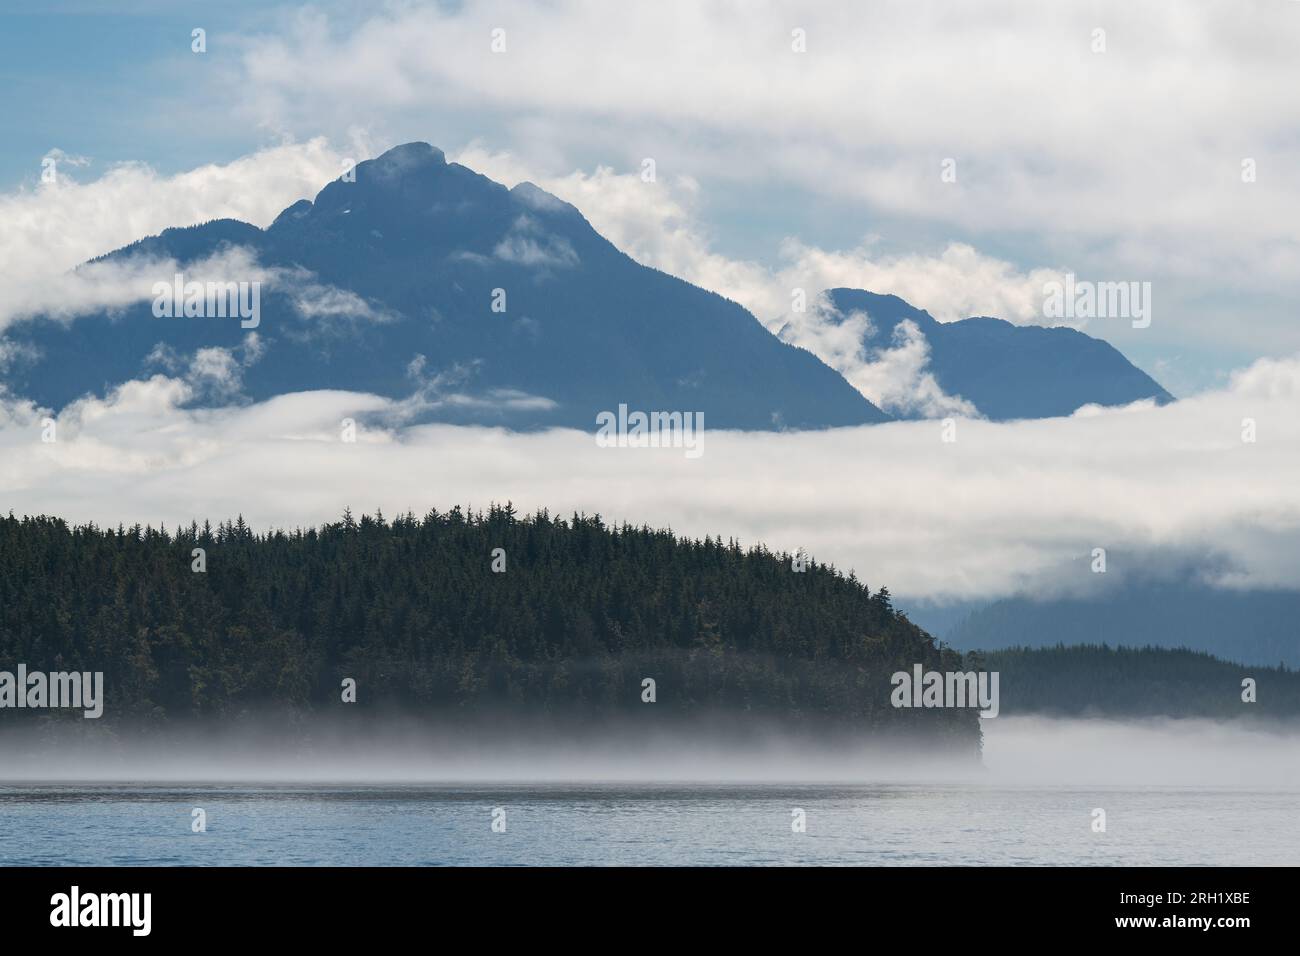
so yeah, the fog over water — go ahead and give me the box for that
[2,716,1297,788]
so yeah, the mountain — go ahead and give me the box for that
[947,581,1300,668]
[814,289,1173,420]
[0,143,887,430]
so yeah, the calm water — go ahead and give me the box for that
[1,784,1294,866]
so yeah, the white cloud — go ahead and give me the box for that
[1,254,169,327]
[187,347,246,401]
[2,354,1297,603]
[845,318,978,419]
[393,359,558,420]
[456,146,1064,317]
[0,139,354,331]
[161,333,267,403]
[286,280,390,323]
[776,241,1067,327]
[231,1,1300,295]
[41,148,90,171]
[0,238,388,334]
[493,214,580,267]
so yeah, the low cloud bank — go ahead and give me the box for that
[2,354,1297,602]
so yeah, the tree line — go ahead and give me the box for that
[0,507,977,744]
[979,644,1300,718]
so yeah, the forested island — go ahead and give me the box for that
[0,508,976,746]
[979,645,1300,718]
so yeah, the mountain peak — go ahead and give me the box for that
[510,181,578,217]
[824,288,940,331]
[372,141,447,171]
[5,143,889,430]
[815,288,1173,419]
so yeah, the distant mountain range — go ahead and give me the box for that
[946,580,1300,668]
[1,142,1171,427]
[811,289,1173,421]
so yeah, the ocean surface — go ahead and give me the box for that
[1,783,1295,866]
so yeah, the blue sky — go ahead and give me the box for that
[0,3,274,182]
[3,0,1299,394]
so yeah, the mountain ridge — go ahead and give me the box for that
[5,142,889,430]
[810,288,1173,421]
[4,142,1172,427]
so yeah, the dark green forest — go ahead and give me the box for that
[980,644,1300,718]
[0,508,976,744]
